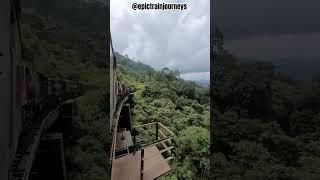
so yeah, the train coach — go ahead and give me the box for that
[109,38,133,131]
[16,64,84,123]
[1,0,86,179]
[48,78,84,98]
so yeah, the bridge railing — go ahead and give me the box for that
[133,122,174,179]
[115,81,132,97]
[133,122,174,158]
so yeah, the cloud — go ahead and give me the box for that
[216,0,320,41]
[215,0,320,77]
[111,0,210,78]
[181,72,210,81]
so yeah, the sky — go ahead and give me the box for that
[215,0,320,63]
[111,0,210,81]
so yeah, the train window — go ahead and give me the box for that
[25,68,31,80]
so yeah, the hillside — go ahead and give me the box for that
[19,0,320,179]
[20,0,211,179]
[115,53,210,179]
[195,79,210,87]
[212,49,320,179]
[21,0,110,179]
[240,57,320,81]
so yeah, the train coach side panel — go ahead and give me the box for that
[0,1,11,179]
[110,42,116,131]
[0,0,23,179]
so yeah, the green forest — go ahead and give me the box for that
[115,53,210,179]
[20,0,211,179]
[20,0,320,179]
[211,32,320,179]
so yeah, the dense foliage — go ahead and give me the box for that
[21,0,320,179]
[21,0,110,179]
[115,53,210,179]
[211,47,320,179]
[21,0,210,179]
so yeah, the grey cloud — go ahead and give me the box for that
[215,0,320,41]
[181,72,210,81]
[214,0,320,71]
[111,0,210,77]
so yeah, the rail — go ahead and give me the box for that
[133,122,174,179]
[133,122,174,148]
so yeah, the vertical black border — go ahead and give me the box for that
[210,0,216,179]
[105,0,111,178]
[209,0,213,178]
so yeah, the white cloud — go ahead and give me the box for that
[181,72,210,81]
[111,0,210,80]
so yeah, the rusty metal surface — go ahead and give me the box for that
[113,146,171,180]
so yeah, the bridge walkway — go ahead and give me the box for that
[112,146,171,180]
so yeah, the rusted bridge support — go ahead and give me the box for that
[140,148,144,180]
[155,123,159,141]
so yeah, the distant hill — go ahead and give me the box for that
[115,52,154,73]
[194,79,210,87]
[212,50,320,179]
[239,57,320,81]
[272,58,320,81]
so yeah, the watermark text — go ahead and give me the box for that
[132,3,187,11]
